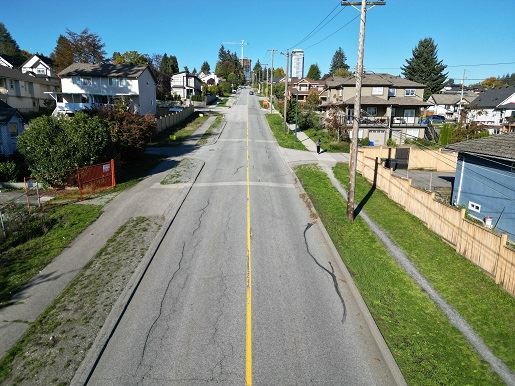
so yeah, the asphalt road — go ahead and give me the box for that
[88,90,397,385]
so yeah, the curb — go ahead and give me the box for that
[71,160,205,386]
[266,113,407,386]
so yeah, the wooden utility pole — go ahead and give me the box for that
[268,49,276,113]
[283,50,290,131]
[342,0,385,220]
[457,69,466,124]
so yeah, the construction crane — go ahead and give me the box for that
[222,40,248,62]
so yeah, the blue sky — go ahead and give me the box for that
[2,0,514,83]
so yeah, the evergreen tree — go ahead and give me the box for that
[200,61,210,74]
[52,35,75,73]
[0,22,26,65]
[329,47,349,75]
[192,67,197,75]
[170,55,179,74]
[306,64,321,80]
[401,38,447,100]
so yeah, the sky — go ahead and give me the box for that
[2,0,515,84]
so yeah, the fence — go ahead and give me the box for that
[76,159,116,197]
[156,106,194,133]
[357,150,515,295]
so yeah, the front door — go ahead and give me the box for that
[403,109,416,124]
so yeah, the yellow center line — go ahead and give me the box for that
[245,101,253,386]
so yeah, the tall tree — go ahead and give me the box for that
[306,64,321,80]
[170,55,179,74]
[401,37,447,100]
[200,61,210,74]
[0,22,27,65]
[111,51,149,65]
[192,67,197,75]
[183,65,189,73]
[52,35,75,73]
[273,67,285,78]
[329,47,349,75]
[66,28,106,64]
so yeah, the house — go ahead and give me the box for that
[447,133,515,240]
[0,55,13,69]
[466,86,515,134]
[54,63,157,115]
[170,71,202,100]
[288,78,326,103]
[0,65,59,113]
[427,92,477,121]
[20,55,55,78]
[322,73,431,145]
[198,72,221,86]
[0,100,24,156]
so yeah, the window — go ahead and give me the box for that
[81,77,92,86]
[8,123,17,137]
[388,88,396,97]
[10,80,14,89]
[36,68,46,74]
[405,89,416,96]
[108,77,118,86]
[468,201,481,213]
[366,107,377,116]
[372,87,383,96]
[73,77,81,85]
[119,78,126,87]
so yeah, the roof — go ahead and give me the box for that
[430,93,461,105]
[446,133,515,161]
[0,65,59,86]
[468,86,515,109]
[59,63,154,81]
[20,54,51,69]
[326,73,426,88]
[0,100,22,124]
[499,102,515,109]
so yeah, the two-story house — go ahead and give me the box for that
[427,92,477,121]
[198,71,221,86]
[53,63,157,115]
[20,55,55,78]
[0,100,24,156]
[170,71,202,100]
[323,73,430,145]
[0,65,59,113]
[466,86,515,134]
[288,78,327,104]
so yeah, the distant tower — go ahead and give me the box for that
[290,49,304,78]
[240,58,252,82]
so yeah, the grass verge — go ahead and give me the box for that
[0,216,162,384]
[217,97,228,107]
[198,114,223,146]
[304,128,350,153]
[266,114,306,150]
[294,164,502,385]
[333,162,515,369]
[0,203,102,305]
[148,113,208,147]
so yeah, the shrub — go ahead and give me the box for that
[0,161,17,182]
[191,94,204,102]
[386,138,397,147]
[359,137,370,146]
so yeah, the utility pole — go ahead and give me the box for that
[268,49,276,113]
[282,49,290,131]
[342,0,385,221]
[457,69,466,124]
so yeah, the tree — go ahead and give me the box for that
[111,51,149,65]
[183,66,189,73]
[200,61,210,74]
[170,55,179,74]
[306,64,321,80]
[481,77,505,89]
[401,37,447,100]
[66,28,106,64]
[273,67,285,78]
[192,67,197,75]
[214,44,245,86]
[52,35,75,73]
[329,47,349,75]
[0,22,26,65]
[333,68,351,77]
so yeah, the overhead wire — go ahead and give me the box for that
[304,14,361,51]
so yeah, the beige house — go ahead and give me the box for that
[323,73,430,145]
[288,78,327,104]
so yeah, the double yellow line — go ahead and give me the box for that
[245,102,253,386]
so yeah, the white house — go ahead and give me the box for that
[427,92,477,121]
[0,55,13,69]
[20,55,55,78]
[0,65,59,113]
[54,63,157,115]
[466,86,515,134]
[0,100,24,156]
[198,71,221,86]
[171,71,202,100]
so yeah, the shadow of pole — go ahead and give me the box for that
[354,157,378,218]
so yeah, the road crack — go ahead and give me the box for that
[303,223,347,324]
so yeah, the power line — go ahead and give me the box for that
[304,14,361,51]
[369,61,515,71]
[288,1,341,50]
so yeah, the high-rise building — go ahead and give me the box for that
[240,58,252,81]
[290,49,304,79]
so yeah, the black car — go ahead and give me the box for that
[249,90,254,95]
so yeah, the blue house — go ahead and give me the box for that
[447,133,515,240]
[0,100,24,156]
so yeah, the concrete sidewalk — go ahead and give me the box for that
[0,116,215,358]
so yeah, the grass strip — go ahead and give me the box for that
[198,115,223,146]
[0,216,162,384]
[294,164,502,385]
[333,162,515,369]
[0,203,102,305]
[266,114,306,150]
[217,97,228,107]
[304,128,350,153]
[148,113,208,147]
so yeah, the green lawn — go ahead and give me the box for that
[266,114,306,150]
[333,163,515,370]
[0,204,102,305]
[198,114,223,146]
[217,97,228,107]
[148,113,208,147]
[304,128,350,153]
[294,164,502,385]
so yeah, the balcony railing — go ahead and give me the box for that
[344,116,428,127]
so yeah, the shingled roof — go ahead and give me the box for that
[325,73,426,88]
[0,100,23,124]
[446,133,515,161]
[468,86,515,109]
[59,63,155,81]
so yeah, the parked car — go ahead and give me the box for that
[168,106,184,113]
[420,115,446,125]
[249,90,254,95]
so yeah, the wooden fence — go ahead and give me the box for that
[156,106,194,133]
[357,151,515,295]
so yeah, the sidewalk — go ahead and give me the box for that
[0,116,214,358]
